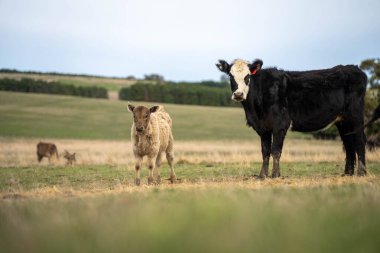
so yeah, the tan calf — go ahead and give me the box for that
[128,104,176,185]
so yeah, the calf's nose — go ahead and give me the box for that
[136,126,144,132]
[234,91,243,98]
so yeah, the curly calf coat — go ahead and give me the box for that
[128,104,176,185]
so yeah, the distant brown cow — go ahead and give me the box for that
[36,142,59,163]
[63,150,76,166]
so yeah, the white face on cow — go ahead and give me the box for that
[229,59,251,101]
[216,58,263,102]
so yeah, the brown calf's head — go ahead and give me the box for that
[128,104,160,134]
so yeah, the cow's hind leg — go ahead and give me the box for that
[354,129,367,176]
[166,139,176,183]
[259,132,272,179]
[271,129,287,178]
[155,152,162,183]
[37,153,43,162]
[336,122,356,176]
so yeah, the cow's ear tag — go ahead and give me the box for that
[251,69,258,75]
[250,59,263,75]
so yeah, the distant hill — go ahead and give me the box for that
[0,69,137,92]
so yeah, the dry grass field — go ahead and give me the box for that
[1,137,379,168]
[1,137,380,200]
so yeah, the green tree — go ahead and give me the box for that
[360,58,380,87]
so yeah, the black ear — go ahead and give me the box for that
[216,60,231,74]
[249,59,263,75]
[127,104,135,112]
[150,106,160,113]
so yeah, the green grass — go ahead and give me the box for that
[1,162,380,191]
[1,162,380,253]
[58,79,127,91]
[0,91,309,140]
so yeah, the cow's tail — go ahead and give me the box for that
[346,103,380,135]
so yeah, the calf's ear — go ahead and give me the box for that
[216,60,231,74]
[127,104,135,112]
[150,106,160,113]
[249,59,263,75]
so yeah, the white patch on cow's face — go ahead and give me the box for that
[230,59,250,101]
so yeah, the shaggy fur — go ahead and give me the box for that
[36,142,58,163]
[128,104,176,185]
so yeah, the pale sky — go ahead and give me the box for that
[0,0,379,82]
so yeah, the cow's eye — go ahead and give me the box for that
[145,114,149,118]
[244,75,250,85]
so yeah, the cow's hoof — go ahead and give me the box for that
[148,176,154,185]
[271,172,281,178]
[357,162,367,177]
[257,175,266,180]
[135,178,141,186]
[169,175,176,184]
[259,169,268,178]
[157,175,161,184]
[344,170,354,176]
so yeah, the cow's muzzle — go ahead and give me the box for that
[232,91,245,102]
[136,126,144,133]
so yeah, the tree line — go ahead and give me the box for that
[0,68,134,80]
[119,82,235,107]
[0,78,108,99]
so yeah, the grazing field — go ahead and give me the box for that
[1,91,380,253]
[0,91,308,140]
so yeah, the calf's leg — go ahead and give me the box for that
[166,139,176,183]
[37,153,43,162]
[134,156,143,186]
[155,153,162,183]
[147,156,155,185]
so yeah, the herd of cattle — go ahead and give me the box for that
[36,58,380,185]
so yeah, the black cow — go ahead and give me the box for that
[216,58,380,178]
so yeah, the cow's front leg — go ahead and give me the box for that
[271,129,287,178]
[259,132,272,179]
[134,156,143,186]
[147,155,156,185]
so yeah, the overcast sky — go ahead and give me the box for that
[0,0,379,82]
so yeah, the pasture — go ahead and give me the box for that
[1,91,309,140]
[1,91,380,253]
